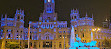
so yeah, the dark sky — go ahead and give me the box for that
[0,0,111,27]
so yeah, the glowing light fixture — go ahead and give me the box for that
[97,28,100,31]
[48,0,51,2]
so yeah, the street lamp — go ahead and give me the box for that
[92,28,101,40]
[92,28,101,31]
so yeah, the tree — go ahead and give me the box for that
[103,38,110,47]
[6,42,20,49]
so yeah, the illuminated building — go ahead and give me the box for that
[0,0,111,49]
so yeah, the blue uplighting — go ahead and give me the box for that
[46,11,52,13]
[52,0,54,3]
[69,26,99,49]
[44,0,47,3]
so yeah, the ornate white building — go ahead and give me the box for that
[0,0,111,49]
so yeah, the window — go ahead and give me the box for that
[34,42,36,48]
[98,42,100,47]
[39,43,40,48]
[39,29,41,32]
[54,29,56,32]
[59,44,62,48]
[21,35,22,38]
[83,33,84,37]
[50,9,51,11]
[75,34,76,37]
[102,42,103,47]
[25,32,28,33]
[67,31,70,33]
[17,30,18,32]
[18,16,20,19]
[46,36,49,40]
[7,30,8,32]
[63,31,66,33]
[54,34,56,38]
[21,17,23,19]
[72,17,73,19]
[17,35,18,38]
[30,35,32,39]
[54,45,56,48]
[8,34,10,38]
[11,30,13,32]
[59,31,62,33]
[83,40,84,42]
[63,35,66,38]
[85,40,86,42]
[75,30,76,32]
[51,24,52,27]
[21,31,22,33]
[81,29,83,31]
[59,35,62,38]
[67,35,70,38]
[74,16,76,19]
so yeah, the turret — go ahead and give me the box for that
[15,9,25,28]
[5,14,7,19]
[70,8,79,20]
[44,0,55,13]
[15,9,25,21]
[92,13,93,19]
[70,8,79,27]
[102,18,109,28]
[85,12,88,18]
[39,0,57,22]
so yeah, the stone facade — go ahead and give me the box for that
[0,0,111,49]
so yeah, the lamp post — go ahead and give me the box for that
[92,28,101,40]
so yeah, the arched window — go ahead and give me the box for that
[30,35,32,39]
[18,16,20,19]
[83,33,84,37]
[21,17,23,19]
[8,34,10,38]
[74,16,76,19]
[98,42,100,47]
[46,36,49,40]
[17,35,18,38]
[59,44,62,48]
[72,17,73,19]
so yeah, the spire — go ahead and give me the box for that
[73,8,74,11]
[5,14,7,18]
[86,12,88,17]
[85,12,88,18]
[105,18,108,21]
[92,13,93,19]
[1,14,3,18]
[76,8,77,10]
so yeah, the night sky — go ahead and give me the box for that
[0,0,111,27]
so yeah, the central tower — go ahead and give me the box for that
[44,0,55,13]
[39,0,57,22]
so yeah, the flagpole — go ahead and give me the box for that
[28,23,30,49]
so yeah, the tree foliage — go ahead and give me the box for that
[103,38,111,47]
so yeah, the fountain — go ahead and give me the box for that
[69,26,99,49]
